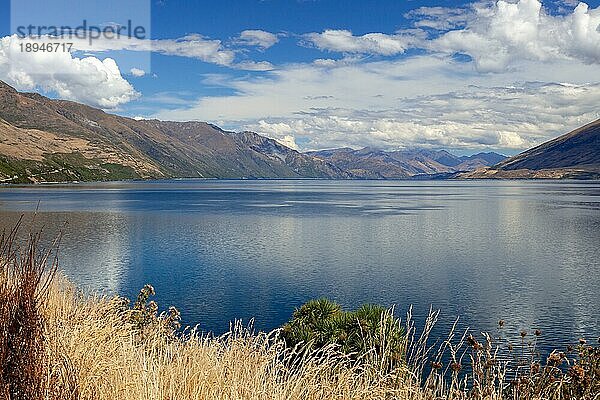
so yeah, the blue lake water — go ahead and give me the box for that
[0,180,598,350]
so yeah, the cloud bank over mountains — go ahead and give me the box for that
[1,0,599,152]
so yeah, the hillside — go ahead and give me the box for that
[0,81,348,183]
[459,119,600,179]
[307,148,506,179]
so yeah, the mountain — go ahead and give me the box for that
[307,148,507,179]
[0,80,529,183]
[459,119,600,179]
[306,148,413,179]
[0,81,348,183]
[457,152,507,169]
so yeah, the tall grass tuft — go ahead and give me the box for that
[0,217,58,400]
[1,220,598,399]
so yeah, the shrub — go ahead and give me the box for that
[281,298,404,369]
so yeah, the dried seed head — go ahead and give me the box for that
[520,330,527,338]
[568,365,585,382]
[168,306,181,319]
[467,334,479,348]
[579,337,586,345]
[431,361,443,370]
[534,329,541,336]
[451,362,462,372]
[498,319,505,328]
[143,284,155,296]
[147,300,158,314]
[547,352,562,365]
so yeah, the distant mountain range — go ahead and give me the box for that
[307,148,506,179]
[459,119,600,179]
[0,80,597,182]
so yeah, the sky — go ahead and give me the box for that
[0,0,599,155]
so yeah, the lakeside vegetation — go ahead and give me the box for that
[1,222,598,399]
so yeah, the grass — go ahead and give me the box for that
[0,217,58,399]
[1,221,598,400]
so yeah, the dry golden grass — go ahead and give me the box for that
[2,221,598,400]
[42,277,423,400]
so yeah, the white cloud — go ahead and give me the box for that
[68,34,274,70]
[141,1,600,153]
[153,53,600,153]
[304,30,415,56]
[0,35,138,109]
[234,60,275,71]
[236,30,279,49]
[0,30,274,107]
[247,80,599,152]
[130,67,146,77]
[71,34,237,66]
[304,1,600,73]
[404,6,472,30]
[2,0,598,153]
[430,0,600,72]
[277,135,300,150]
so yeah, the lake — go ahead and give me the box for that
[0,180,598,351]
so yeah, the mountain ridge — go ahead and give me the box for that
[458,119,600,180]
[306,148,506,179]
[0,81,350,182]
[2,81,596,182]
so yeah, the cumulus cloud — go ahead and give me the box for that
[247,81,600,152]
[236,30,279,49]
[305,1,600,73]
[154,53,600,153]
[130,67,146,77]
[276,135,300,150]
[430,0,600,71]
[0,35,138,108]
[248,121,300,150]
[3,0,598,153]
[304,29,416,56]
[149,35,237,65]
[131,0,600,153]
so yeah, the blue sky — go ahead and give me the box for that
[1,0,599,155]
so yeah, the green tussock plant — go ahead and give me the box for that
[1,219,599,399]
[281,298,405,371]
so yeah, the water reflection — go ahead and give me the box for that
[0,180,598,352]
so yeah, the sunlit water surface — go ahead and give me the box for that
[0,180,598,351]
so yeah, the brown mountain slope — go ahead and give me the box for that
[496,119,600,171]
[0,81,348,183]
[459,119,600,179]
